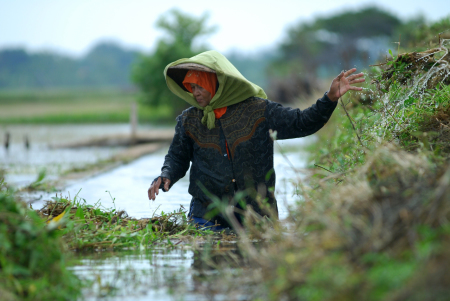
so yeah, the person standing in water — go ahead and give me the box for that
[148,50,364,229]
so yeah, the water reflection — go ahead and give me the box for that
[0,124,169,186]
[73,240,262,301]
[73,248,194,301]
[0,124,136,185]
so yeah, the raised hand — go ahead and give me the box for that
[327,68,365,102]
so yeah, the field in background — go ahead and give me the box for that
[0,89,173,124]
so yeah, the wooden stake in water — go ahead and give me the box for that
[4,132,10,150]
[130,102,138,145]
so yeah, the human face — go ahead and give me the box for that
[190,83,212,107]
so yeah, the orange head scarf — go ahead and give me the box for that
[182,70,217,99]
[182,70,227,119]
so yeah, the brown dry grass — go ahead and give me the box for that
[215,144,450,300]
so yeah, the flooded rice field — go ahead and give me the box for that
[73,245,256,301]
[1,124,312,300]
[0,124,165,186]
[73,249,195,301]
[26,140,308,220]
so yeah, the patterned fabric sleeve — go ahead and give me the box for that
[160,114,193,186]
[265,93,338,140]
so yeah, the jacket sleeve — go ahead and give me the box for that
[265,92,338,140]
[160,114,193,186]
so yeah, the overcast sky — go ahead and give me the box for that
[0,0,449,57]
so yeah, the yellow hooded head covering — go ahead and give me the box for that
[164,50,267,129]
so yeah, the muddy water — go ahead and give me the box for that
[60,139,310,300]
[2,124,312,218]
[2,124,313,300]
[73,245,255,301]
[0,124,161,186]
[73,249,196,301]
[29,137,312,220]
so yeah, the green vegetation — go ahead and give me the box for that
[1,177,232,299]
[267,9,449,104]
[204,18,450,301]
[268,5,403,98]
[34,195,221,251]
[312,38,450,173]
[0,180,82,301]
[21,168,58,192]
[0,89,173,124]
[0,43,138,89]
[395,16,450,50]
[276,6,401,73]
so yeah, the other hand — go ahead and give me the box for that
[327,68,365,102]
[148,177,171,201]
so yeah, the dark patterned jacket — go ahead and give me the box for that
[159,93,337,222]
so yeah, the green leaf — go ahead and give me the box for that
[404,96,416,107]
[75,207,86,223]
[89,222,96,231]
[389,49,393,58]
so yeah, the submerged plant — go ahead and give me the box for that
[21,168,57,192]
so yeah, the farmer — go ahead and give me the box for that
[148,50,364,230]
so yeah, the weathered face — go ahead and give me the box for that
[190,83,212,107]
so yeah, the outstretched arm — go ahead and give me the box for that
[148,115,193,201]
[266,68,365,139]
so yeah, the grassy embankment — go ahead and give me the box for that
[0,89,173,124]
[210,35,450,299]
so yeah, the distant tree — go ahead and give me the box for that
[79,42,139,87]
[132,9,217,116]
[226,50,279,90]
[0,49,79,89]
[266,6,403,104]
[275,6,402,75]
[0,42,139,89]
[0,49,30,88]
[394,15,450,50]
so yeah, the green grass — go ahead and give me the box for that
[0,88,174,124]
[197,43,450,300]
[1,175,232,299]
[0,180,82,301]
[0,106,173,124]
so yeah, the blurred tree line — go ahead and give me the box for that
[266,7,449,104]
[0,43,139,89]
[0,7,448,117]
[133,7,448,115]
[131,9,217,115]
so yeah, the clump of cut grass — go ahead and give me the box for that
[308,39,450,175]
[34,195,233,251]
[373,40,450,92]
